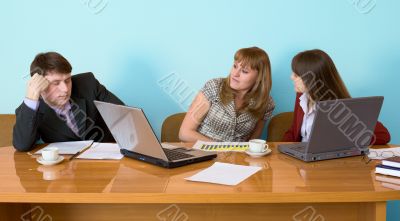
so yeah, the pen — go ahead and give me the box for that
[68,144,92,161]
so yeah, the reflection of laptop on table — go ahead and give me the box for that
[278,96,383,162]
[94,101,217,168]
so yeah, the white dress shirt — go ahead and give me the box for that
[299,93,316,142]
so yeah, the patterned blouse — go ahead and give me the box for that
[197,78,275,142]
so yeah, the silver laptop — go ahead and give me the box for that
[278,96,384,162]
[94,101,217,168]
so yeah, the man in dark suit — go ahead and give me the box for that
[13,52,124,151]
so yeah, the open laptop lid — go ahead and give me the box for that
[307,96,383,154]
[93,100,168,161]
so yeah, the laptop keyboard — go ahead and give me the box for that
[289,143,307,153]
[163,148,194,161]
[293,146,306,153]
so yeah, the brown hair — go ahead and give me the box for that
[291,49,351,101]
[30,52,72,76]
[220,47,272,119]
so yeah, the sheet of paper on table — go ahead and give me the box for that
[34,140,94,155]
[185,162,262,186]
[77,142,123,160]
[192,141,249,152]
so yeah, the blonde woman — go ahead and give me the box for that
[179,47,275,142]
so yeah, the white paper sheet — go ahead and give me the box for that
[161,143,183,149]
[77,142,123,160]
[34,140,94,155]
[368,147,400,160]
[185,162,262,186]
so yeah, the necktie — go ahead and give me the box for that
[59,110,80,136]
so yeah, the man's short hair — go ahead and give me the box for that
[30,52,72,76]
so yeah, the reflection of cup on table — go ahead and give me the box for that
[42,147,59,161]
[248,139,268,153]
[37,165,65,180]
[244,156,270,169]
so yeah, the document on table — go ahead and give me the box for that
[161,143,183,149]
[77,142,123,160]
[185,162,262,186]
[369,147,400,160]
[192,141,249,152]
[34,140,94,155]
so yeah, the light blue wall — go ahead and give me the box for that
[1,1,399,220]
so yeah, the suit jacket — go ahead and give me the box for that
[13,72,124,151]
[282,93,391,145]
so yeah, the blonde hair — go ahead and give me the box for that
[220,47,272,119]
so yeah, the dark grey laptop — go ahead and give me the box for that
[278,96,384,162]
[94,101,217,168]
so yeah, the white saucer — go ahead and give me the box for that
[245,149,272,158]
[36,156,64,166]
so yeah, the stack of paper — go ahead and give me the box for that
[34,140,94,155]
[77,142,123,160]
[161,143,183,149]
[185,162,262,186]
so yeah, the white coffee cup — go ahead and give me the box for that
[248,139,268,153]
[41,147,59,161]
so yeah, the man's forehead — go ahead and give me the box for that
[45,71,71,80]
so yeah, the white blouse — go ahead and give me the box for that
[299,93,316,142]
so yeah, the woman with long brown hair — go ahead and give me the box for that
[179,47,275,142]
[283,49,390,144]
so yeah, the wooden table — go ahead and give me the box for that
[0,143,399,221]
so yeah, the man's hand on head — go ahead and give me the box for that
[26,73,49,100]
